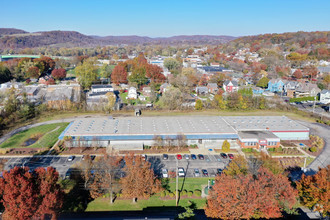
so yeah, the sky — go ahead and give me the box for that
[1,0,330,37]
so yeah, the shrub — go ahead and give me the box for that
[165,190,170,196]
[188,191,193,197]
[169,192,175,198]
[194,189,202,197]
[30,132,43,140]
[160,191,166,197]
[309,146,317,152]
[181,190,187,196]
[222,140,230,153]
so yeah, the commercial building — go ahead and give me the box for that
[59,116,309,150]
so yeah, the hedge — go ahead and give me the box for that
[289,96,318,103]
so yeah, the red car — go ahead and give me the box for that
[177,154,182,160]
[228,154,234,159]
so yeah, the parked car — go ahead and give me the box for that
[220,153,228,159]
[90,155,96,160]
[184,154,190,160]
[163,154,168,160]
[67,156,75,162]
[198,154,204,160]
[217,169,223,175]
[191,154,197,160]
[142,154,147,161]
[202,169,208,176]
[177,154,182,160]
[178,167,185,177]
[65,168,72,179]
[194,168,200,177]
[228,154,234,159]
[162,168,168,178]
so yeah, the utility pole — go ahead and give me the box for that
[313,96,316,114]
[176,158,178,207]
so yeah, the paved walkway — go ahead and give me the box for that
[298,121,330,173]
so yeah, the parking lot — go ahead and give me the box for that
[0,153,231,179]
[1,156,83,178]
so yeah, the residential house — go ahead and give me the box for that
[207,83,219,94]
[160,83,170,94]
[252,87,264,95]
[91,85,113,93]
[142,87,152,97]
[267,79,285,93]
[295,83,321,97]
[284,81,299,98]
[127,87,137,99]
[319,90,330,104]
[223,80,239,93]
[195,86,208,95]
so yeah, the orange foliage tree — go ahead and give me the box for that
[0,166,64,220]
[120,153,162,202]
[297,165,330,217]
[111,65,128,85]
[205,167,297,219]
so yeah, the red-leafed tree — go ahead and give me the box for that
[120,153,162,203]
[205,167,297,219]
[135,53,148,66]
[297,166,330,217]
[111,65,128,85]
[0,166,64,220]
[26,66,40,78]
[51,68,67,80]
[145,64,166,83]
[34,167,64,219]
[46,78,56,85]
[293,69,303,79]
[34,56,55,74]
[303,65,318,80]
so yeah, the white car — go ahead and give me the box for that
[178,167,185,177]
[162,168,168,178]
[184,154,190,160]
[194,168,200,177]
[67,156,75,162]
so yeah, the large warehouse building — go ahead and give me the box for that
[59,116,310,150]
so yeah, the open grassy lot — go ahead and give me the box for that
[35,109,316,124]
[86,177,211,211]
[0,123,69,149]
[86,196,207,211]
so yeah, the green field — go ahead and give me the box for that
[86,196,206,211]
[86,177,211,211]
[0,123,69,149]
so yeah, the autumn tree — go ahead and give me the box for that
[0,64,12,83]
[128,67,148,87]
[297,165,330,217]
[293,69,303,79]
[222,140,230,152]
[303,65,318,80]
[257,77,269,88]
[145,64,166,83]
[26,66,40,78]
[205,167,297,219]
[75,58,98,89]
[0,166,64,220]
[164,58,180,72]
[111,64,127,85]
[195,99,203,110]
[51,68,66,80]
[223,155,248,176]
[120,153,162,202]
[105,92,116,112]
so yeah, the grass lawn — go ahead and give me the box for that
[167,177,212,192]
[86,196,207,211]
[86,177,210,211]
[119,92,128,104]
[0,123,69,149]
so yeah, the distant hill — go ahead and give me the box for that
[232,31,330,49]
[0,28,236,49]
[0,28,27,36]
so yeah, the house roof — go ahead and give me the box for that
[320,89,330,94]
[91,85,112,89]
[223,80,238,86]
[238,130,280,141]
[207,83,218,88]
